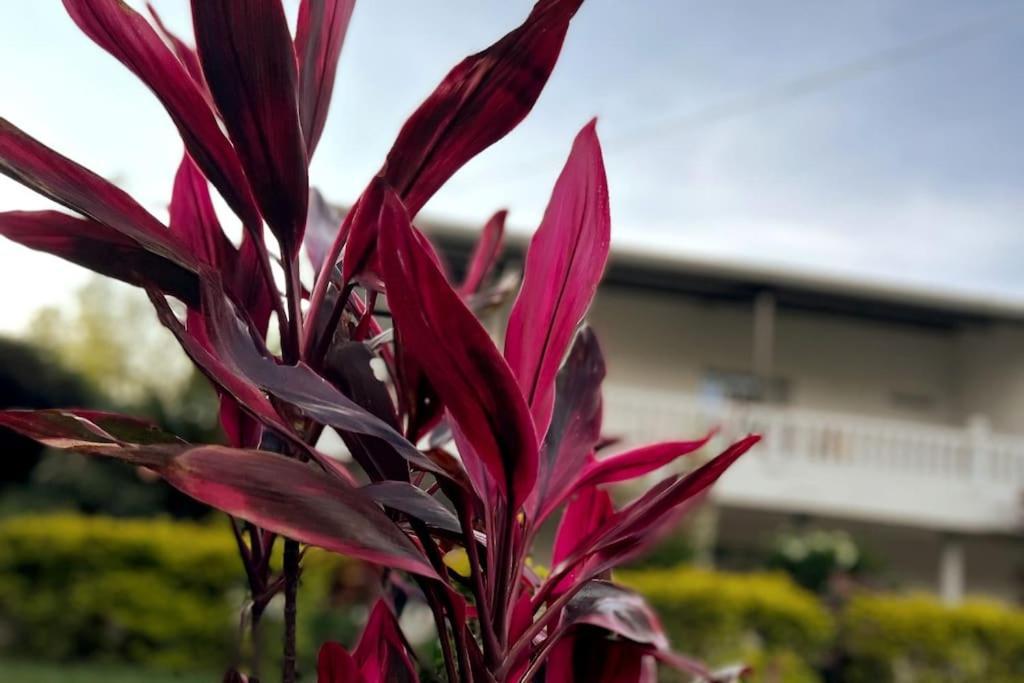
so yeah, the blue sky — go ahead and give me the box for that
[1,0,1022,331]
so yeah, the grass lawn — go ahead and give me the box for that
[0,660,215,682]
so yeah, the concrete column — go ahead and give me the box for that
[939,534,965,605]
[752,290,776,380]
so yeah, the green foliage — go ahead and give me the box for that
[768,528,861,594]
[0,514,362,674]
[619,566,834,683]
[0,514,240,671]
[841,593,1024,683]
[0,659,211,683]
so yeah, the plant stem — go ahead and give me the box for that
[282,539,300,683]
[460,495,500,668]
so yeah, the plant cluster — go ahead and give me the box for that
[0,1,759,681]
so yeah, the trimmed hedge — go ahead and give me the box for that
[841,593,1024,683]
[0,514,358,673]
[620,566,833,683]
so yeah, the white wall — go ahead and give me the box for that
[587,284,1024,433]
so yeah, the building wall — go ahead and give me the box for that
[587,284,1024,432]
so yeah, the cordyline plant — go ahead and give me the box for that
[0,1,760,681]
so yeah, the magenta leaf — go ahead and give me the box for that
[551,485,614,596]
[0,409,183,451]
[378,187,538,508]
[352,600,420,683]
[532,327,605,521]
[460,210,506,295]
[318,642,360,683]
[504,121,611,440]
[295,0,356,159]
[62,0,261,228]
[0,211,199,307]
[381,0,584,217]
[192,0,309,255]
[162,446,438,578]
[170,154,235,269]
[341,179,387,288]
[0,119,198,274]
[145,2,210,102]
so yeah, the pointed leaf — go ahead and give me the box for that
[382,0,584,216]
[505,121,610,439]
[198,274,441,478]
[532,326,604,520]
[362,482,461,535]
[193,0,309,255]
[170,153,234,269]
[570,434,713,493]
[378,188,537,507]
[560,581,668,650]
[318,642,360,683]
[0,119,197,272]
[551,484,614,596]
[163,445,437,577]
[353,600,420,683]
[0,211,199,306]
[460,210,506,295]
[295,0,356,159]
[145,2,210,101]
[0,409,184,450]
[62,0,261,228]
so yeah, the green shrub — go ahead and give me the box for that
[619,566,834,683]
[841,593,1024,683]
[0,514,358,673]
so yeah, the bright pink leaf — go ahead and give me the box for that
[192,0,309,255]
[504,121,611,440]
[381,0,584,216]
[352,600,420,683]
[318,642,360,683]
[378,188,538,508]
[295,0,356,159]
[62,0,261,228]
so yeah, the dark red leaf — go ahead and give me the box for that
[362,481,461,535]
[531,326,604,520]
[318,642,359,683]
[170,153,234,269]
[551,484,614,596]
[295,0,356,159]
[378,188,538,507]
[460,210,506,295]
[352,600,420,683]
[192,0,309,255]
[559,581,668,650]
[145,2,210,103]
[341,179,387,288]
[62,0,261,228]
[197,274,440,478]
[0,409,183,451]
[0,211,199,306]
[505,120,610,440]
[381,0,584,216]
[0,119,198,273]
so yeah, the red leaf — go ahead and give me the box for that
[318,642,360,683]
[170,154,235,269]
[197,274,441,478]
[460,210,506,295]
[352,600,420,683]
[192,0,309,256]
[0,211,199,306]
[381,0,584,216]
[165,446,437,578]
[378,188,538,508]
[564,432,714,501]
[0,409,183,451]
[551,485,614,595]
[145,2,210,103]
[560,581,668,650]
[361,482,461,535]
[531,326,605,521]
[341,179,387,288]
[0,119,197,273]
[62,0,261,229]
[504,121,610,440]
[295,0,356,159]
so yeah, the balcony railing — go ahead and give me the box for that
[602,385,1024,531]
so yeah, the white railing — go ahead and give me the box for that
[602,385,1024,530]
